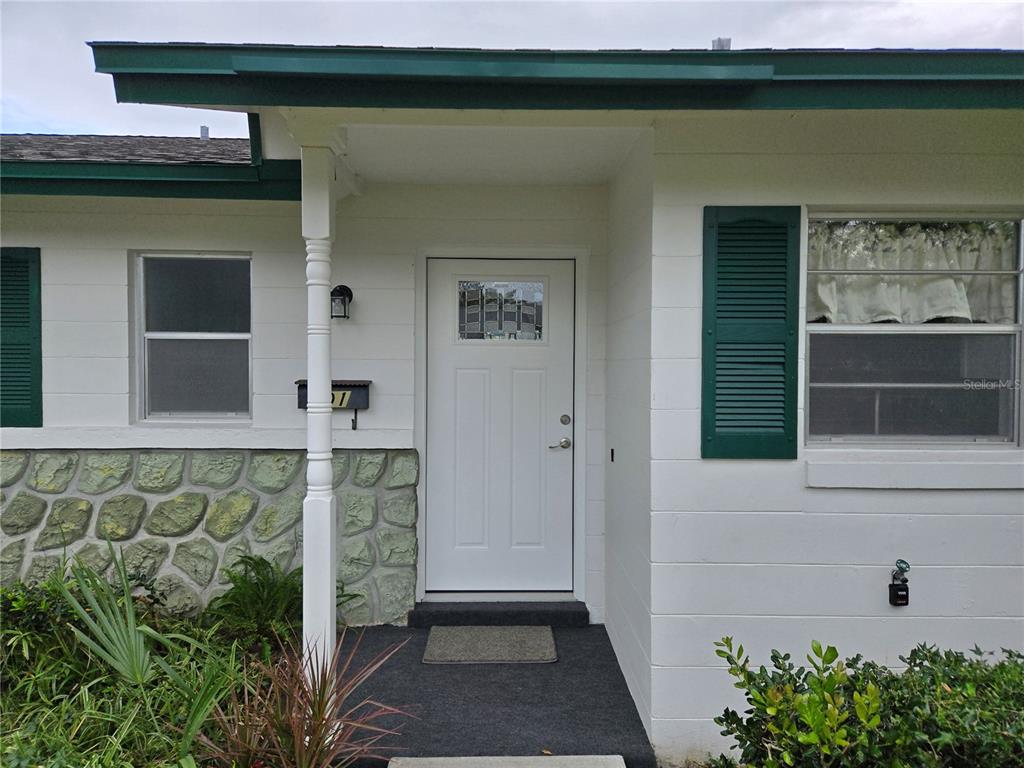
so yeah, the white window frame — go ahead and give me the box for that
[134,251,253,424]
[804,216,1023,448]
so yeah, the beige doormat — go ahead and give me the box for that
[422,625,557,664]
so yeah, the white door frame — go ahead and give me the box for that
[414,246,590,603]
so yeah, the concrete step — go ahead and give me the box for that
[390,758,625,767]
[407,600,590,628]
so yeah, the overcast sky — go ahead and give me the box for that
[2,0,1022,137]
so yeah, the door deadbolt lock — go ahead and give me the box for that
[560,414,572,425]
[549,437,572,449]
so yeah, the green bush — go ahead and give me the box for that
[1,549,238,767]
[1,551,394,767]
[1,569,83,682]
[205,555,355,652]
[1,572,79,635]
[204,555,305,647]
[712,637,1024,768]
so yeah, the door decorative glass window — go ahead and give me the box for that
[458,280,544,340]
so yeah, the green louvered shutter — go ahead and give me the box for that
[702,207,799,459]
[1,247,42,427]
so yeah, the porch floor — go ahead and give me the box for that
[341,625,656,768]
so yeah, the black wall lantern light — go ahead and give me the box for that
[331,285,354,319]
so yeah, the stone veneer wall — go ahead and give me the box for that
[0,449,418,624]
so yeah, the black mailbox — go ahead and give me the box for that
[295,379,371,429]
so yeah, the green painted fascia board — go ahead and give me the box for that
[247,112,263,166]
[0,159,301,200]
[90,42,239,75]
[1,161,261,182]
[88,43,1024,110]
[104,74,1024,110]
[256,159,301,180]
[88,42,1024,80]
[0,176,301,200]
[231,56,775,83]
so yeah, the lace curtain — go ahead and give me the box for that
[808,221,1018,324]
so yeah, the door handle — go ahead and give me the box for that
[548,437,572,449]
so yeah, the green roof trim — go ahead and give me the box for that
[230,56,777,83]
[1,110,297,200]
[88,43,1024,110]
[1,159,301,200]
[247,112,264,166]
[4,45,1021,199]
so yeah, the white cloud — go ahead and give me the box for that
[2,1,1020,136]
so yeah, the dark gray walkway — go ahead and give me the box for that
[341,625,657,768]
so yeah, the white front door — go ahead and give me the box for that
[426,258,575,591]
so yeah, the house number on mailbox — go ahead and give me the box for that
[295,379,371,430]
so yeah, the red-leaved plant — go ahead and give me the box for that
[201,630,407,768]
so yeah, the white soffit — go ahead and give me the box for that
[345,124,643,185]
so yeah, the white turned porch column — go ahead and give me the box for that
[300,145,337,664]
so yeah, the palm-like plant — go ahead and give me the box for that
[55,545,153,685]
[51,544,239,762]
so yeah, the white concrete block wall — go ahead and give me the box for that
[330,184,610,617]
[2,197,310,446]
[587,249,609,621]
[647,111,1024,763]
[38,247,130,426]
[604,132,656,725]
[1,183,610,619]
[1,186,605,436]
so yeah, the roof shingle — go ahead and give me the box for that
[1,134,251,164]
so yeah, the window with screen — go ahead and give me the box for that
[806,220,1021,443]
[140,255,251,418]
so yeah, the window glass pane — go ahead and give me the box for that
[145,257,251,332]
[809,386,1012,438]
[878,388,1008,437]
[808,333,1016,440]
[458,280,543,340]
[147,339,249,414]
[807,221,1019,324]
[808,388,877,436]
[809,333,1014,384]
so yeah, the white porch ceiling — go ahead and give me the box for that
[344,125,643,185]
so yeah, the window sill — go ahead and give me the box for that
[0,425,413,450]
[140,418,253,427]
[805,447,1024,489]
